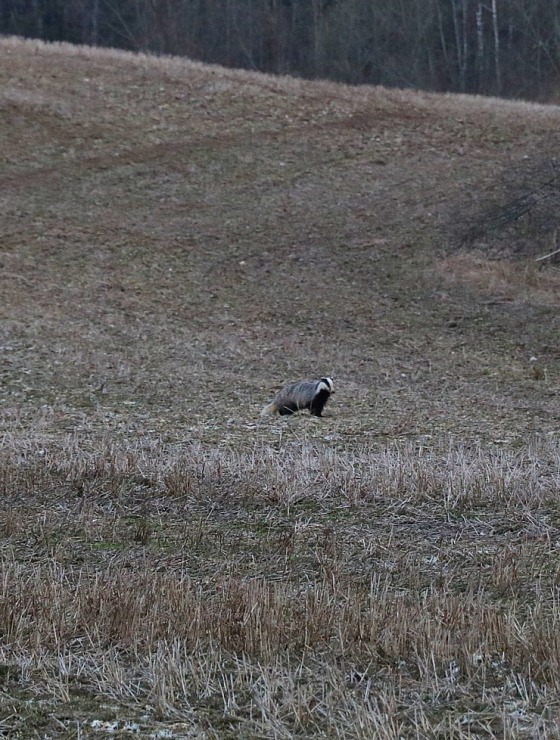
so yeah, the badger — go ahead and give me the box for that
[261,377,334,417]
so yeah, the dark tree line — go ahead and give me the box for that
[2,0,560,101]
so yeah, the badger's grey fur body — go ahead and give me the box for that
[261,377,334,417]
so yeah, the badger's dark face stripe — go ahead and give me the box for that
[319,377,334,394]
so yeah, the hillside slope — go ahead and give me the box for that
[1,37,559,446]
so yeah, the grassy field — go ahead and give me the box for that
[1,36,560,738]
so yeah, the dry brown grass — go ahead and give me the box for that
[2,435,560,737]
[1,36,560,737]
[435,253,560,306]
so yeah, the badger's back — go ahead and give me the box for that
[275,380,317,415]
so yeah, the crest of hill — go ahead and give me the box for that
[1,34,559,161]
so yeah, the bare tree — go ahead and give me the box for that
[490,0,501,93]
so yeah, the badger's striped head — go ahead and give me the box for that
[318,377,334,394]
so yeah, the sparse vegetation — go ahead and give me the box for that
[1,37,560,737]
[3,436,560,737]
[448,155,560,259]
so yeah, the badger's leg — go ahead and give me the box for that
[309,391,329,417]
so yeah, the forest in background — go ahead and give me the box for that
[1,0,560,101]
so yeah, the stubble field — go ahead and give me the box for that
[1,36,560,738]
